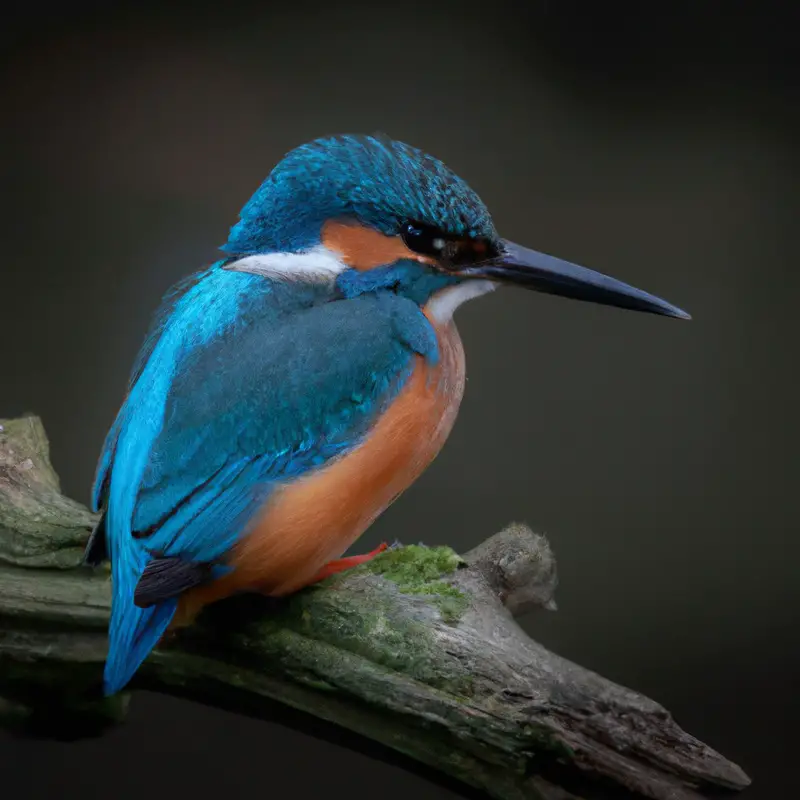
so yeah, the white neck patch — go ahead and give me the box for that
[224,245,347,281]
[426,280,497,323]
[225,248,497,320]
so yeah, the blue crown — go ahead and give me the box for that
[221,133,497,255]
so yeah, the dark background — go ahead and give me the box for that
[2,2,798,798]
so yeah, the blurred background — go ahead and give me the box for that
[1,2,798,798]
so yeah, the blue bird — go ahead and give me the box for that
[84,133,690,696]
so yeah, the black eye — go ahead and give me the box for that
[401,220,499,268]
[401,221,448,259]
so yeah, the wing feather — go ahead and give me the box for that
[95,262,437,694]
[130,288,432,563]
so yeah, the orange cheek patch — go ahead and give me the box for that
[322,219,435,271]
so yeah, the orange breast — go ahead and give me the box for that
[173,309,466,625]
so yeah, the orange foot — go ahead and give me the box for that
[307,542,389,584]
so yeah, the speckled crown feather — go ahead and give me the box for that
[221,133,497,255]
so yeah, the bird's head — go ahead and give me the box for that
[221,134,689,322]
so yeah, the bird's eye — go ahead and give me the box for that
[401,220,499,269]
[401,222,448,259]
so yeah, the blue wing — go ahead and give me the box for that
[93,261,438,695]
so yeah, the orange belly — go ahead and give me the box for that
[172,310,466,627]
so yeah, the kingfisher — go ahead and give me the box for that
[84,133,690,696]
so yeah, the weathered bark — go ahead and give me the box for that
[0,414,750,800]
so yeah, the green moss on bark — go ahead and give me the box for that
[356,544,470,623]
[184,549,476,700]
[261,581,474,698]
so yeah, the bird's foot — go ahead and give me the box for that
[164,586,217,635]
[308,542,390,584]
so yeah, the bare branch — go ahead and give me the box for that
[0,415,750,800]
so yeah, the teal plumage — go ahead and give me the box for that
[89,132,689,697]
[93,259,440,695]
[222,133,496,254]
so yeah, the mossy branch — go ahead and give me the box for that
[0,414,750,800]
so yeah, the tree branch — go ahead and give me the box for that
[0,414,750,800]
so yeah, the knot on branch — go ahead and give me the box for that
[465,523,558,616]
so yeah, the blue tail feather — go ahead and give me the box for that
[103,546,178,696]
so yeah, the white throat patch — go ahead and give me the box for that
[426,280,497,323]
[225,249,497,320]
[224,245,347,281]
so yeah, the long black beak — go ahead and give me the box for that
[462,239,691,320]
